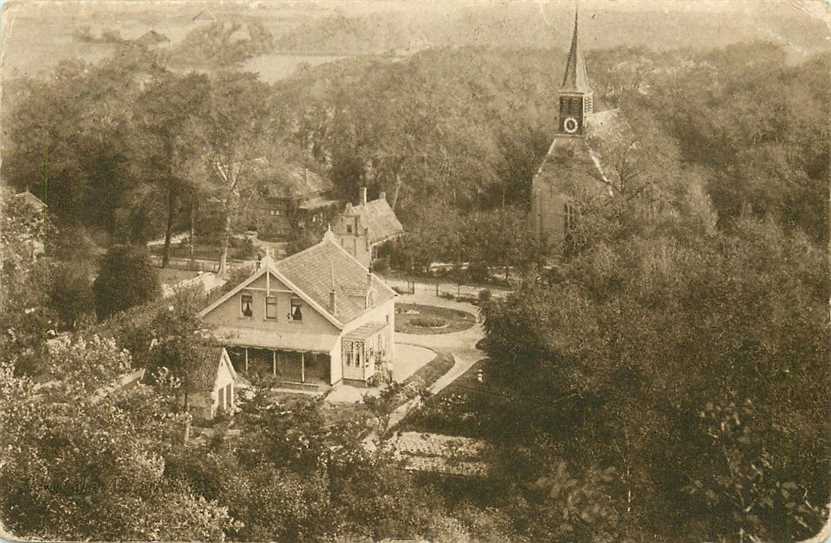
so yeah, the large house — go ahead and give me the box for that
[333,187,404,269]
[239,160,340,240]
[530,8,627,256]
[198,229,397,387]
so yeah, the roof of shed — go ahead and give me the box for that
[187,344,234,393]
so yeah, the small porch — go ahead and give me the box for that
[342,322,390,384]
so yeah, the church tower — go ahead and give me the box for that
[531,4,623,257]
[557,6,593,136]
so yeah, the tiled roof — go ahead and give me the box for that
[188,344,232,393]
[344,322,387,341]
[257,160,333,200]
[298,196,340,211]
[199,231,397,328]
[345,198,404,244]
[273,231,396,324]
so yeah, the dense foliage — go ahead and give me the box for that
[480,168,829,541]
[93,244,161,320]
[0,336,235,541]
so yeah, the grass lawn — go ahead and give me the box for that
[158,267,201,288]
[403,350,455,389]
[398,357,493,438]
[395,303,476,335]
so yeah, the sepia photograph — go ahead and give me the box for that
[0,0,829,541]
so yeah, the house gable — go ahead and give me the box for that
[199,267,343,331]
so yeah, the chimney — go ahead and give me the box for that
[329,260,337,314]
[360,186,367,206]
[379,191,386,202]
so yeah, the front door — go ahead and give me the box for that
[342,340,365,381]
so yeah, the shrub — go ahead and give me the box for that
[466,260,490,283]
[48,263,95,330]
[93,244,160,320]
[409,317,446,328]
[234,238,256,259]
[372,257,389,273]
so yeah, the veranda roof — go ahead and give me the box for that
[210,326,338,353]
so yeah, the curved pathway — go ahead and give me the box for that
[394,291,485,394]
[374,291,488,432]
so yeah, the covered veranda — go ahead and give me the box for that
[210,326,336,386]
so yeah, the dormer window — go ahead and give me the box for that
[346,224,353,234]
[240,293,254,318]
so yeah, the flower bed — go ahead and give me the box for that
[395,303,475,335]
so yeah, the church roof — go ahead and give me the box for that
[560,7,592,94]
[533,109,630,197]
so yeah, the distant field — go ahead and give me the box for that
[241,54,346,83]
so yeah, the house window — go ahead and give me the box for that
[345,341,353,366]
[288,298,303,322]
[240,293,254,318]
[265,296,277,320]
[346,224,353,234]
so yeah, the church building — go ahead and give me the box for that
[531,7,625,255]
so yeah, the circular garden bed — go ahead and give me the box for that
[395,303,476,335]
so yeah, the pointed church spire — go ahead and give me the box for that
[561,3,591,93]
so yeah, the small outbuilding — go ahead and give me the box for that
[187,345,238,420]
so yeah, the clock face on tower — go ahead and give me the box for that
[563,116,579,134]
